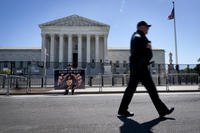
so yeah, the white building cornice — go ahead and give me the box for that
[39,14,110,28]
[41,26,109,35]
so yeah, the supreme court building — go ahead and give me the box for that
[40,15,109,70]
[0,15,165,75]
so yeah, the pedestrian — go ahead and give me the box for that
[118,21,174,117]
[64,64,75,95]
[65,75,75,95]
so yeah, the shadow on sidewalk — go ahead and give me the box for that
[118,116,175,133]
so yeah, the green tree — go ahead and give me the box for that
[0,69,11,74]
[194,58,200,76]
[198,58,200,63]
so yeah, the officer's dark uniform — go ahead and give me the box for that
[118,22,173,117]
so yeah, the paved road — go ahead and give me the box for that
[0,93,200,133]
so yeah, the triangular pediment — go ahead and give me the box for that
[39,15,109,27]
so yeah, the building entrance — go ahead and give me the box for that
[73,53,78,68]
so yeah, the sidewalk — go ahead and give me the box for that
[0,85,200,95]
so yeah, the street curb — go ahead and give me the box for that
[1,90,200,96]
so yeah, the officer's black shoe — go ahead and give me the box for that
[118,110,134,117]
[159,107,174,118]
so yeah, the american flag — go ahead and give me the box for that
[168,8,174,20]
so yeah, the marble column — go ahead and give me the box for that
[95,35,99,62]
[41,33,46,61]
[59,34,64,63]
[104,35,108,61]
[68,34,72,63]
[86,34,91,63]
[50,34,55,62]
[78,34,82,67]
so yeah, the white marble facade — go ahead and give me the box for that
[0,15,166,75]
[108,48,165,65]
[39,15,110,68]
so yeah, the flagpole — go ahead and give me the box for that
[44,48,47,88]
[173,1,178,65]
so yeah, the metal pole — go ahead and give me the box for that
[6,75,10,96]
[198,76,200,90]
[98,73,102,92]
[173,1,178,65]
[44,48,47,88]
[26,76,30,94]
[166,74,169,91]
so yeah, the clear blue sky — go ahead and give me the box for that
[0,0,199,64]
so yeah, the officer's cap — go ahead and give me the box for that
[137,21,151,28]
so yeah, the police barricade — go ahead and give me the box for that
[198,76,200,90]
[86,74,100,87]
[0,74,28,95]
[196,76,200,90]
[86,74,129,87]
[167,73,199,85]
[0,74,8,95]
[54,69,85,90]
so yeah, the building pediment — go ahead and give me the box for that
[39,15,110,27]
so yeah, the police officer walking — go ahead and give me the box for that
[118,21,174,117]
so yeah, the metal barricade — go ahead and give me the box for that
[0,74,7,89]
[0,74,29,95]
[198,76,200,90]
[167,73,199,85]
